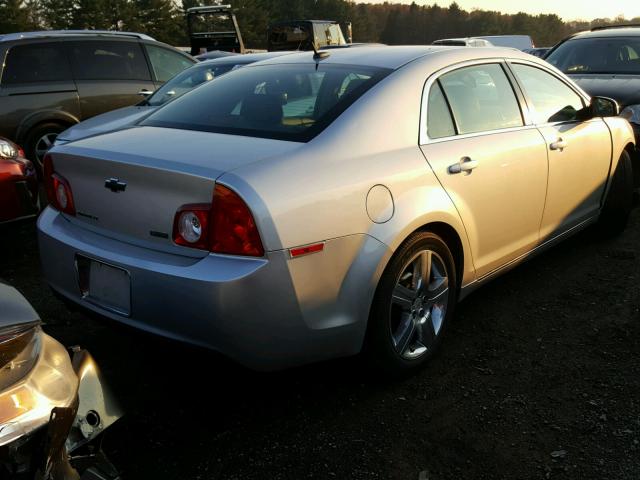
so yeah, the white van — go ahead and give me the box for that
[432,37,493,47]
[475,35,534,50]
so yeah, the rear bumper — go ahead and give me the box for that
[38,207,388,370]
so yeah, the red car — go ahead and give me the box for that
[0,137,38,223]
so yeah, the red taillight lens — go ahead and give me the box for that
[210,184,264,257]
[172,184,264,257]
[43,153,76,216]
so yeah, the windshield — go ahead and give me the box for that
[147,63,238,107]
[547,37,640,74]
[141,63,390,142]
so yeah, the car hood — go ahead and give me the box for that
[568,74,640,108]
[0,283,39,328]
[57,105,156,144]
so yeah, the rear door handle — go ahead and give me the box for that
[549,138,568,151]
[138,89,154,96]
[448,156,478,175]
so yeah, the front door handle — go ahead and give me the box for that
[549,138,568,151]
[448,156,478,175]
[138,89,154,97]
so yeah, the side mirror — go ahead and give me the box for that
[591,96,620,117]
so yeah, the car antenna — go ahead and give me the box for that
[312,40,330,61]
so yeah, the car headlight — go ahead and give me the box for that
[0,138,20,159]
[0,322,42,423]
[620,104,640,125]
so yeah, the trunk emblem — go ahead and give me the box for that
[104,178,127,193]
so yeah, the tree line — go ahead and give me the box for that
[2,0,639,48]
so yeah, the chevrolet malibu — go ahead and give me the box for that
[38,47,636,373]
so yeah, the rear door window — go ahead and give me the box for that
[426,82,456,139]
[68,41,151,81]
[438,63,523,135]
[145,45,195,83]
[510,63,585,123]
[1,42,72,85]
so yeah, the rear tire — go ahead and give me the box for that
[24,122,67,171]
[364,232,458,376]
[598,150,634,235]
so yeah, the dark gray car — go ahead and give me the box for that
[0,30,195,166]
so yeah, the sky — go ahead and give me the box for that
[362,0,640,21]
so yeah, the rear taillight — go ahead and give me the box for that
[43,153,76,216]
[172,184,264,257]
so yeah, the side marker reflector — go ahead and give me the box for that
[289,243,325,258]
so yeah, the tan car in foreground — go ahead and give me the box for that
[38,47,636,374]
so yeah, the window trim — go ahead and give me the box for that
[504,59,592,128]
[419,59,530,145]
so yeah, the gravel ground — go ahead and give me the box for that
[1,208,639,480]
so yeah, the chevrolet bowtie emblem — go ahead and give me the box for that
[104,177,127,193]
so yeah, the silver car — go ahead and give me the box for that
[38,46,636,374]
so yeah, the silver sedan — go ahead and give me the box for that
[38,46,636,374]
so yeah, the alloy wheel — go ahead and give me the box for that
[389,249,449,360]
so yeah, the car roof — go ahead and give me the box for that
[251,45,528,70]
[567,26,640,39]
[0,30,155,43]
[199,51,301,67]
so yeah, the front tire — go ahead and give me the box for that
[365,232,458,375]
[598,150,634,235]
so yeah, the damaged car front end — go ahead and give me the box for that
[0,284,121,479]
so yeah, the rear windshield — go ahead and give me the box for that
[547,37,640,74]
[141,63,391,142]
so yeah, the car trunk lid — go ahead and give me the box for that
[48,126,301,252]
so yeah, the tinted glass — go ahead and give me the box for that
[546,37,640,74]
[511,64,585,123]
[1,43,72,85]
[142,64,390,142]
[427,82,456,139]
[147,62,236,106]
[69,41,150,81]
[146,45,194,83]
[439,64,523,135]
[269,24,312,50]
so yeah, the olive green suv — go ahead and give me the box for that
[0,30,195,166]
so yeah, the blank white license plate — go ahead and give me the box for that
[77,256,131,316]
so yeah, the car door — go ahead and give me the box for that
[66,39,156,120]
[508,62,613,239]
[419,62,549,278]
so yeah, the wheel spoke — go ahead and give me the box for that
[421,313,437,347]
[427,276,448,302]
[42,136,52,148]
[413,250,431,291]
[392,284,416,309]
[393,312,416,354]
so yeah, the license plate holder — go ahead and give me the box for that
[75,255,131,316]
